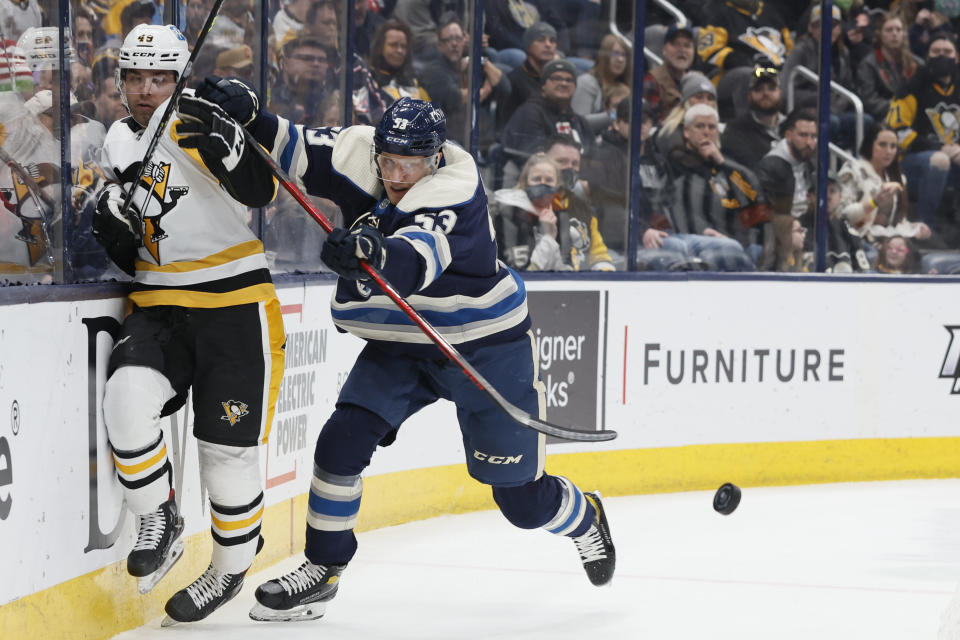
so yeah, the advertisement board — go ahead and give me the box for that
[527,290,604,435]
[3,276,960,620]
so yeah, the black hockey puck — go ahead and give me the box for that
[713,482,741,515]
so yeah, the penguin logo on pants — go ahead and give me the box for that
[221,400,250,425]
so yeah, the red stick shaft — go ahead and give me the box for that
[269,160,484,388]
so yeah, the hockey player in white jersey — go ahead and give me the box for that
[184,80,616,622]
[92,24,285,625]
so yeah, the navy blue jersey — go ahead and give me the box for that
[250,112,532,356]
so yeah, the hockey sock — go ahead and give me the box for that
[542,476,597,538]
[199,441,263,574]
[111,432,173,513]
[304,465,363,566]
[210,492,264,574]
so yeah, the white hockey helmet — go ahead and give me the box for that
[16,27,75,71]
[116,24,189,110]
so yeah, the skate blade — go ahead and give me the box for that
[137,539,185,594]
[160,615,180,628]
[248,601,327,622]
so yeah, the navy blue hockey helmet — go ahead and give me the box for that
[374,97,446,157]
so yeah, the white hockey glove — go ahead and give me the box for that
[175,95,245,172]
[93,182,139,276]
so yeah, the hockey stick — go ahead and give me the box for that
[117,0,226,232]
[244,132,617,443]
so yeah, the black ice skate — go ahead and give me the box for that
[249,559,345,622]
[161,563,247,626]
[127,495,185,594]
[572,491,615,586]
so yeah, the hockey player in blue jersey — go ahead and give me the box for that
[177,82,615,622]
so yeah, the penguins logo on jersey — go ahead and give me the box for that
[221,400,249,425]
[926,103,960,146]
[138,161,189,263]
[738,27,788,66]
[2,175,48,266]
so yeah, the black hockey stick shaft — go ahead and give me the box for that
[245,132,617,442]
[117,0,226,231]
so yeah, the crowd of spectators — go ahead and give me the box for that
[1,0,959,281]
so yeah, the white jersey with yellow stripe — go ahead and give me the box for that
[102,92,273,308]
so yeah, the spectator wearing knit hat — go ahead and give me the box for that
[498,21,561,130]
[502,58,594,184]
[654,71,720,156]
[485,0,568,54]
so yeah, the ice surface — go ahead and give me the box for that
[111,480,960,639]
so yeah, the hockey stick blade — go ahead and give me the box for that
[117,0,227,232]
[245,133,617,442]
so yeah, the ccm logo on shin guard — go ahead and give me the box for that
[473,451,523,464]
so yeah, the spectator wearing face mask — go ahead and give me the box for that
[886,31,960,232]
[543,134,613,270]
[492,149,611,271]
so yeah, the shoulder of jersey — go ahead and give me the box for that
[329,125,381,196]
[105,116,143,143]
[397,142,480,213]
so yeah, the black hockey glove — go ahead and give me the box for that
[175,95,246,172]
[320,226,387,281]
[93,182,138,276]
[194,75,260,126]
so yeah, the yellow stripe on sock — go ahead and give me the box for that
[211,505,264,531]
[113,445,167,476]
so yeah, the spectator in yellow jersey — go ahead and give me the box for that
[886,31,960,232]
